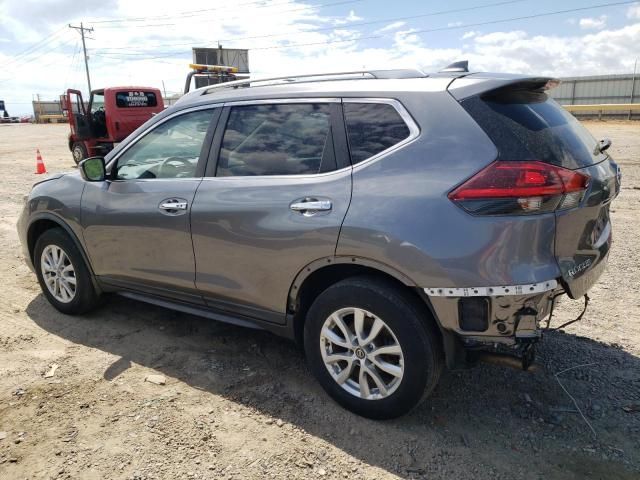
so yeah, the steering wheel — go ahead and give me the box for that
[159,157,193,177]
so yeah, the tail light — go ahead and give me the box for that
[448,161,590,215]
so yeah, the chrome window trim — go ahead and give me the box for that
[107,97,419,181]
[106,103,223,173]
[204,97,418,180]
[208,98,344,180]
[200,166,352,181]
[342,97,420,171]
[222,97,341,107]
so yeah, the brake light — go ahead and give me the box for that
[448,161,590,215]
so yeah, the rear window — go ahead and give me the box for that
[115,91,158,108]
[461,89,606,169]
[343,102,411,164]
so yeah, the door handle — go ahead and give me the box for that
[160,201,188,210]
[159,198,188,215]
[290,199,332,216]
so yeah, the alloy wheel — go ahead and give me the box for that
[40,245,76,303]
[319,307,404,400]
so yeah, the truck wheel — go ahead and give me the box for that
[72,142,88,164]
[304,276,443,419]
[34,228,100,315]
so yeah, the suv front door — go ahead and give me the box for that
[81,107,220,301]
[191,100,352,323]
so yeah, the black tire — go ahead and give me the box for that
[72,142,88,165]
[34,228,100,315]
[304,276,443,419]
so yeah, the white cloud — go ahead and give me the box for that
[374,21,406,34]
[579,15,607,30]
[627,5,640,19]
[447,22,463,28]
[461,31,478,40]
[333,9,363,25]
[474,31,527,44]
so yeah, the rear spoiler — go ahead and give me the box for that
[447,74,560,101]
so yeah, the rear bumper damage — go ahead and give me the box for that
[425,280,563,369]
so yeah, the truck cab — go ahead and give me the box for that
[62,87,164,163]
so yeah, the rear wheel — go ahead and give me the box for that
[304,276,443,419]
[72,142,88,164]
[34,228,100,315]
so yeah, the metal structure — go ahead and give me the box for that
[191,47,249,89]
[550,72,640,119]
[31,100,64,123]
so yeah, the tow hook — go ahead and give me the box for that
[521,342,535,370]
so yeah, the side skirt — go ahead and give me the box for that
[113,290,296,341]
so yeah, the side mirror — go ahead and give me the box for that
[79,156,106,182]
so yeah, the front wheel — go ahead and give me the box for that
[34,228,100,315]
[304,276,443,419]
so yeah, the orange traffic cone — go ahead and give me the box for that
[35,149,47,174]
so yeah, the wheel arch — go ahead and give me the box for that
[287,256,450,353]
[27,213,97,282]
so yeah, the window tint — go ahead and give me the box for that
[343,102,411,164]
[461,91,605,169]
[217,103,335,177]
[115,91,158,108]
[115,109,214,180]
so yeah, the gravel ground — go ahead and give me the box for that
[0,122,639,480]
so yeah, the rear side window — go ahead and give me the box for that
[115,91,158,108]
[461,90,605,169]
[217,103,335,176]
[343,102,411,164]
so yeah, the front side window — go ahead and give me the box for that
[343,102,411,164]
[217,103,335,177]
[115,109,214,180]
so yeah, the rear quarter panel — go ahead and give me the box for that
[337,91,561,288]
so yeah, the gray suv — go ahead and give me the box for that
[17,67,620,418]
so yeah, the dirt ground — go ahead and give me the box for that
[0,121,638,480]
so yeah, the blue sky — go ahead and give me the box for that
[1,0,639,114]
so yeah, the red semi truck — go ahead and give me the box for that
[61,87,164,163]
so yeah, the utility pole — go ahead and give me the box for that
[69,22,94,94]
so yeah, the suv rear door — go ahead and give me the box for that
[456,80,621,298]
[190,99,351,323]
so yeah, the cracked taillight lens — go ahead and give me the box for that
[448,161,590,215]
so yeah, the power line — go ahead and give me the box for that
[96,0,363,29]
[3,28,68,68]
[0,35,78,84]
[89,0,640,60]
[94,0,525,52]
[64,41,81,90]
[408,0,640,36]
[89,0,317,24]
